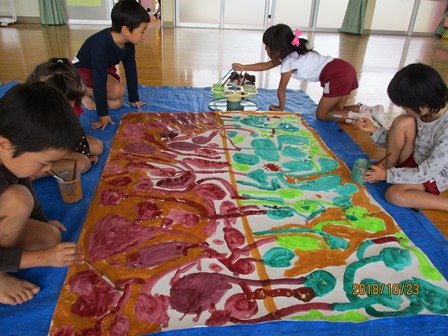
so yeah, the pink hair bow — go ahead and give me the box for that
[291,29,302,46]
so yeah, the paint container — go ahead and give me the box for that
[57,171,83,203]
[351,158,370,184]
[226,93,243,111]
[212,83,224,99]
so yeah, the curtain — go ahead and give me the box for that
[435,10,448,36]
[340,0,368,35]
[39,0,67,25]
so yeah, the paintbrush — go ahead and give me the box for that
[221,68,233,82]
[49,169,65,182]
[83,258,122,293]
[374,152,392,166]
[72,161,78,181]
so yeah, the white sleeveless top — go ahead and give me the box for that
[280,51,333,82]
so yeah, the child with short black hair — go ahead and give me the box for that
[73,0,150,130]
[232,23,358,121]
[356,63,448,210]
[26,57,103,178]
[0,83,83,305]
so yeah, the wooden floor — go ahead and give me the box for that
[0,23,447,238]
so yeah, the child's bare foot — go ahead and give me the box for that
[82,95,96,110]
[0,273,40,305]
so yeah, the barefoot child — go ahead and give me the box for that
[26,58,103,178]
[232,23,358,121]
[73,0,150,130]
[0,83,83,305]
[356,63,448,210]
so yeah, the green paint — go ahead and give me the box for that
[305,270,336,296]
[233,153,260,165]
[299,174,342,191]
[254,227,348,250]
[233,135,245,144]
[349,216,385,232]
[292,310,368,322]
[226,131,238,138]
[266,208,295,220]
[319,157,339,172]
[241,115,270,128]
[380,247,412,272]
[332,196,353,207]
[278,122,300,132]
[277,235,321,251]
[251,138,279,161]
[263,247,295,267]
[396,234,443,281]
[282,146,307,159]
[335,183,358,197]
[277,135,309,150]
[281,160,314,173]
[247,169,269,185]
[231,162,251,171]
[407,278,448,314]
[357,240,373,260]
[279,188,304,199]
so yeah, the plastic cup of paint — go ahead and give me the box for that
[57,171,83,203]
[226,93,242,111]
[212,83,224,91]
[351,158,371,184]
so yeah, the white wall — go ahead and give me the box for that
[13,0,39,17]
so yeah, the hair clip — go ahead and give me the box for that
[291,29,302,46]
[57,59,64,64]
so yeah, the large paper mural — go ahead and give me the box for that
[50,112,448,335]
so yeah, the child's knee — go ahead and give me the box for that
[0,185,34,219]
[108,98,123,110]
[109,84,125,100]
[385,186,405,206]
[90,138,104,156]
[77,155,92,173]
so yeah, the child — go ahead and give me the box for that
[232,24,358,122]
[356,63,448,210]
[26,58,103,178]
[0,83,83,305]
[73,0,150,130]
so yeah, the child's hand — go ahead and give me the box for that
[363,164,387,183]
[44,242,82,267]
[232,63,244,71]
[355,117,377,134]
[92,115,115,130]
[269,104,283,111]
[130,101,146,109]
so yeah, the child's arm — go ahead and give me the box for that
[270,71,292,111]
[355,117,388,148]
[122,46,144,108]
[232,58,281,72]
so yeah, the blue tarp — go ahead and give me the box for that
[0,82,446,336]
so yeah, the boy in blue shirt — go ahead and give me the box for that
[73,0,150,130]
[0,83,83,305]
